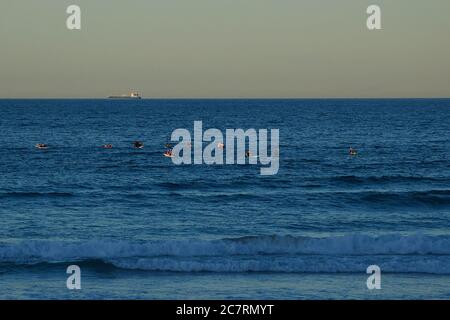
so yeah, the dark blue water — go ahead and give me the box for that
[1,99,450,299]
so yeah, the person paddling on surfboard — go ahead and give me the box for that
[164,149,173,158]
[35,143,48,149]
[133,141,144,149]
[349,146,357,156]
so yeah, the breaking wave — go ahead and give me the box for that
[1,234,449,274]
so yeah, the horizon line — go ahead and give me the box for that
[1,97,450,100]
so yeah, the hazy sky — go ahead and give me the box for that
[1,0,449,98]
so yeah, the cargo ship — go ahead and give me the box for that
[108,91,142,99]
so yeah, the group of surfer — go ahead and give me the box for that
[36,142,144,150]
[104,140,172,157]
[37,142,357,157]
[160,142,251,158]
[100,141,143,149]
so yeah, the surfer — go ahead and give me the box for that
[164,149,173,158]
[245,150,252,158]
[133,141,144,149]
[349,147,357,156]
[102,144,113,149]
[35,143,48,149]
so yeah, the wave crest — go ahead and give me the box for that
[1,234,449,273]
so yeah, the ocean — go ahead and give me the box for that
[0,98,449,299]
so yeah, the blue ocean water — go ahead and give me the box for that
[0,99,449,299]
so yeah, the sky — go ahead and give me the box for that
[0,0,449,98]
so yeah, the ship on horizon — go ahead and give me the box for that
[108,91,142,99]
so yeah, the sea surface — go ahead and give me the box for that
[0,99,449,299]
